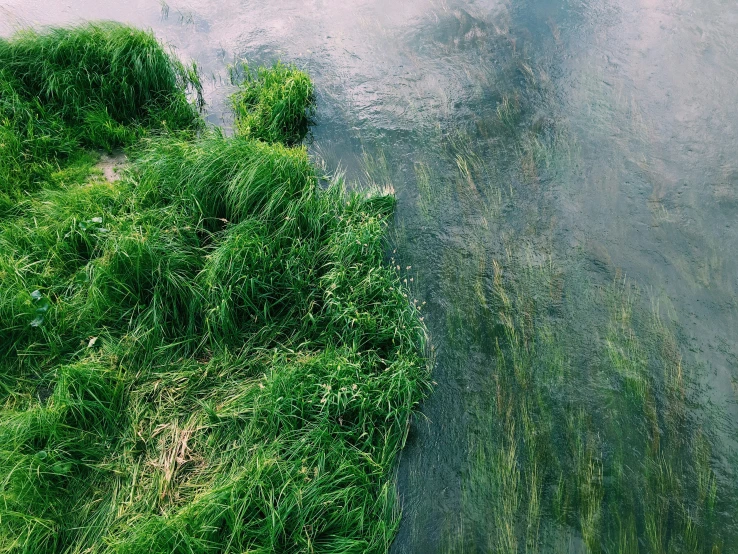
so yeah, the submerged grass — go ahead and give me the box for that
[439,117,738,550]
[390,44,738,551]
[0,23,428,554]
[462,255,738,553]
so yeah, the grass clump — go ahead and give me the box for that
[0,22,202,211]
[230,61,314,146]
[0,25,428,554]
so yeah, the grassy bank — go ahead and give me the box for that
[0,24,428,554]
[0,22,203,213]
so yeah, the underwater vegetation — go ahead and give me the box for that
[408,74,738,552]
[368,22,738,544]
[461,257,738,553]
[0,23,428,554]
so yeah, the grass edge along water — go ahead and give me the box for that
[0,23,430,554]
[0,21,203,214]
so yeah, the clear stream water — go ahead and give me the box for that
[3,1,737,551]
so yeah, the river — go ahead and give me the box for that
[3,1,736,551]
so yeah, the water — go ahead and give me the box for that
[3,0,737,551]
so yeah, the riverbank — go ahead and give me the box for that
[0,23,428,553]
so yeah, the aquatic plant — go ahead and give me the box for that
[392,78,737,550]
[461,255,738,553]
[0,24,428,554]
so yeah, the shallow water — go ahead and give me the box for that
[3,0,737,551]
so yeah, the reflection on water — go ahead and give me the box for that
[3,0,737,551]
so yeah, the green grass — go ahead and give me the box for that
[0,22,202,212]
[0,24,428,554]
[230,61,314,146]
